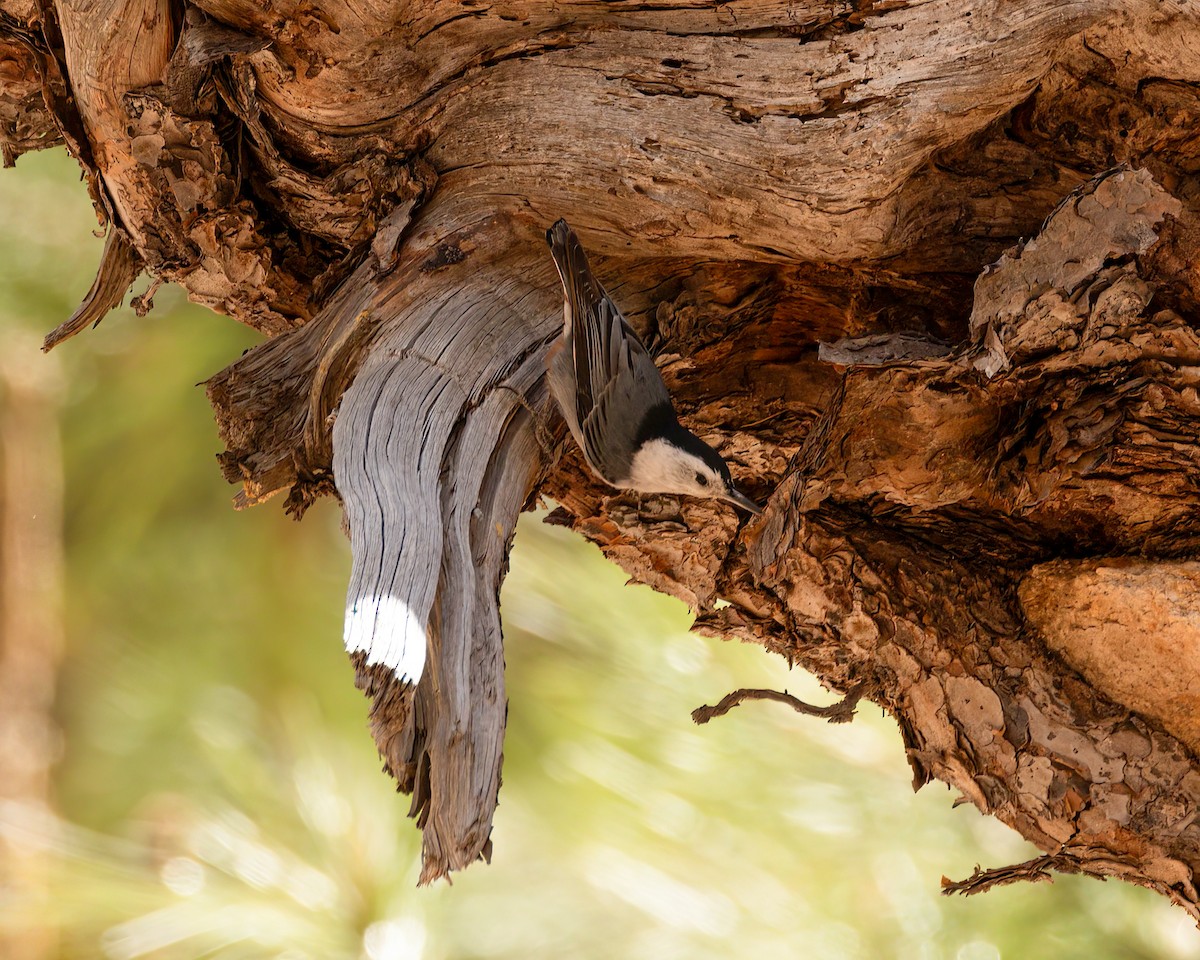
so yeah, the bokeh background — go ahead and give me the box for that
[0,151,1197,960]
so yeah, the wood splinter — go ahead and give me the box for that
[42,228,140,352]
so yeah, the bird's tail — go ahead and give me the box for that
[545,219,603,332]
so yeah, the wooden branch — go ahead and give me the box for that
[25,0,1195,332]
[214,197,560,881]
[692,683,868,726]
[166,1,1188,269]
[26,0,1172,294]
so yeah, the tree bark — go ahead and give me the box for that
[4,0,1200,909]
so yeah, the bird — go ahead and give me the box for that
[544,219,761,515]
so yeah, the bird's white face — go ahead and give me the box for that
[625,438,734,500]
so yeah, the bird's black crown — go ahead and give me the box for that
[637,402,731,481]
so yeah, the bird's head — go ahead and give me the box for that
[626,428,762,514]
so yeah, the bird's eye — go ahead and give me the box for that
[695,473,709,487]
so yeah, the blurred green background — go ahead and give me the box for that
[0,151,1196,960]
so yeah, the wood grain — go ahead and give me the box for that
[6,0,1200,912]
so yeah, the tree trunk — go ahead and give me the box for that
[0,332,65,960]
[5,0,1200,912]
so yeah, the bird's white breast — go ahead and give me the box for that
[623,437,688,492]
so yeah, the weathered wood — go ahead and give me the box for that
[0,17,62,166]
[213,198,561,880]
[6,0,1200,915]
[16,0,1195,322]
[42,228,140,351]
[547,167,1200,916]
[332,220,557,881]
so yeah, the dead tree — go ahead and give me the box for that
[5,0,1200,913]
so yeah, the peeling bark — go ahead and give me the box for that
[6,0,1200,913]
[548,167,1200,916]
[0,20,62,166]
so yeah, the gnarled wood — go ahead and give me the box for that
[332,226,558,881]
[209,198,558,880]
[0,17,62,165]
[547,167,1200,917]
[336,236,556,880]
[6,0,1200,916]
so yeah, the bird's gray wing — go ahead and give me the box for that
[577,299,672,481]
[547,221,671,482]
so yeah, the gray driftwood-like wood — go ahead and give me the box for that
[6,0,1200,907]
[330,206,559,880]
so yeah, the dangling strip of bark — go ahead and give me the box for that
[692,683,869,726]
[42,229,140,352]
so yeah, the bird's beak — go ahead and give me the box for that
[724,485,763,515]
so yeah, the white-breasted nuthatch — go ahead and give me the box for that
[545,219,761,514]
